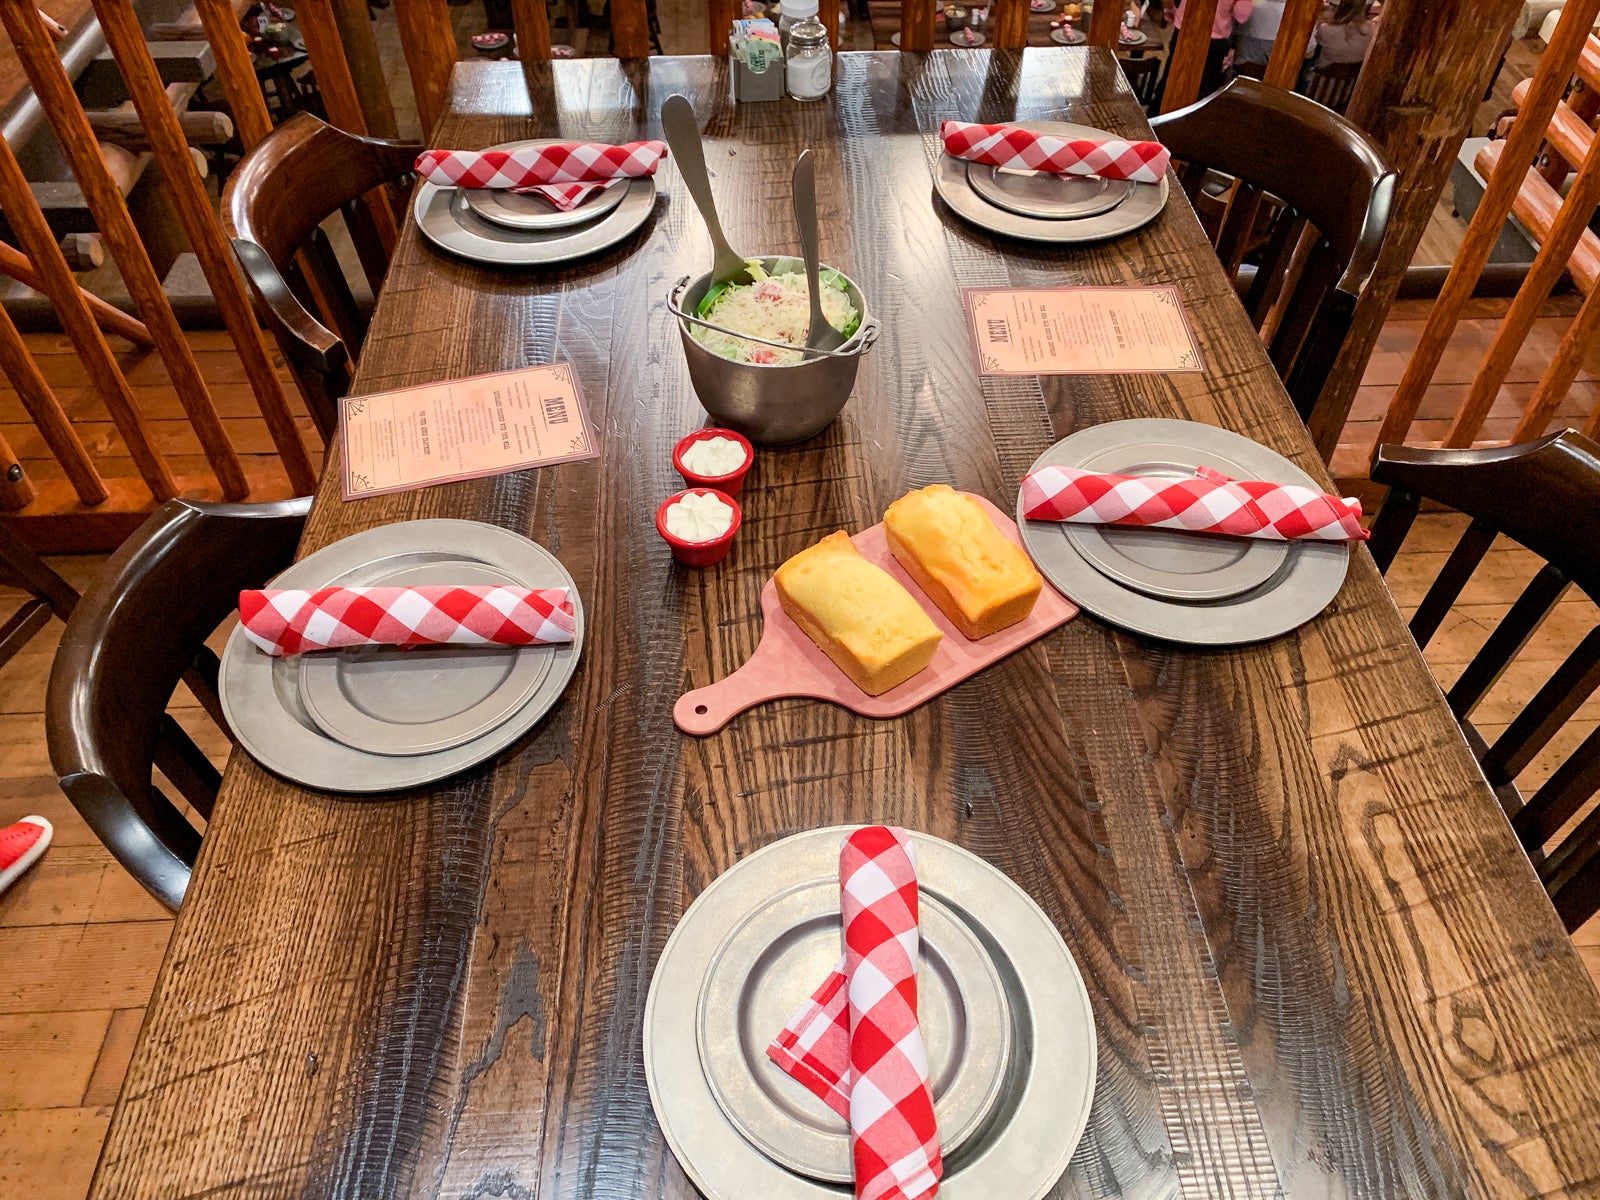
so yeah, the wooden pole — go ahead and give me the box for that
[0,242,153,348]
[297,0,401,253]
[0,136,177,502]
[511,0,554,61]
[0,303,107,507]
[331,0,400,138]
[88,0,317,495]
[1515,284,1600,442]
[1448,130,1600,447]
[1,3,239,500]
[0,428,35,512]
[193,0,274,148]
[1302,0,1532,460]
[1263,0,1319,90]
[994,0,1029,49]
[900,0,936,51]
[819,0,840,55]
[1370,0,1600,453]
[392,0,459,133]
[1087,0,1122,46]
[1160,0,1220,114]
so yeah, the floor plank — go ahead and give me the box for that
[0,922,173,1015]
[0,1011,110,1111]
[0,1107,111,1200]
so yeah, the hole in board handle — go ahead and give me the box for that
[695,704,708,715]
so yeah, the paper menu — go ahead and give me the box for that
[340,363,598,500]
[965,286,1205,376]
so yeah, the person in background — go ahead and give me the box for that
[1159,0,1255,103]
[1233,0,1283,71]
[1315,0,1377,65]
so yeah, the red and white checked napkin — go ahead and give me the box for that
[941,119,1171,184]
[238,585,577,657]
[1021,463,1369,541]
[768,827,942,1200]
[414,141,667,211]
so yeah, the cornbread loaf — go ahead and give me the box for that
[774,531,943,696]
[883,484,1043,640]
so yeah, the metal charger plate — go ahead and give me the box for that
[462,138,631,231]
[296,559,555,756]
[966,162,1133,220]
[1065,440,1289,601]
[695,880,1011,1182]
[933,121,1168,244]
[1050,25,1087,42]
[219,520,584,792]
[1017,419,1351,645]
[645,827,1096,1200]
[412,174,655,267]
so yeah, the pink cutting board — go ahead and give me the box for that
[674,494,1078,736]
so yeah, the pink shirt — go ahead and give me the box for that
[1174,0,1254,37]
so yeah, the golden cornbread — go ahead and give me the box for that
[774,531,943,696]
[884,485,1043,640]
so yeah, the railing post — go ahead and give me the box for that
[0,302,107,507]
[1160,0,1221,114]
[193,0,275,148]
[392,0,460,133]
[512,0,554,61]
[1263,0,1319,90]
[900,0,936,52]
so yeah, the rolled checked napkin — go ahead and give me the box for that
[768,826,942,1200]
[238,585,577,657]
[1021,463,1369,541]
[941,119,1170,184]
[414,140,668,211]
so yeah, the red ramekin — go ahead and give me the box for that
[672,427,754,496]
[656,488,742,567]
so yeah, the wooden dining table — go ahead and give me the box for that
[89,48,1600,1199]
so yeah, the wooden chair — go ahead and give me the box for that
[1303,60,1362,114]
[223,112,421,441]
[1119,55,1162,113]
[0,525,78,668]
[45,497,310,911]
[1368,431,1600,932]
[1150,77,1396,439]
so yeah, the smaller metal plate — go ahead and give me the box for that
[1064,441,1289,601]
[412,174,656,268]
[1049,25,1087,42]
[696,880,1010,1183]
[463,139,631,231]
[1118,28,1147,44]
[966,163,1133,220]
[296,560,554,757]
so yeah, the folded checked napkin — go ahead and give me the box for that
[413,141,668,211]
[941,119,1170,184]
[238,585,577,657]
[1021,463,1368,541]
[768,826,942,1200]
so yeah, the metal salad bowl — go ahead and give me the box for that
[668,255,880,446]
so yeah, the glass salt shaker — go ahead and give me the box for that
[785,13,832,101]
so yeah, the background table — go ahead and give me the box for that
[90,50,1600,1199]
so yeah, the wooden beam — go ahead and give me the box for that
[819,0,840,56]
[193,0,274,149]
[993,0,1029,49]
[1369,0,1600,454]
[1160,0,1220,114]
[0,302,106,507]
[511,0,554,61]
[1305,0,1534,461]
[610,0,652,56]
[1087,0,1122,46]
[86,107,235,150]
[78,40,216,105]
[1263,0,1319,90]
[0,430,36,511]
[331,0,400,138]
[900,0,936,52]
[392,0,458,133]
[0,241,153,349]
[0,4,227,502]
[88,0,316,496]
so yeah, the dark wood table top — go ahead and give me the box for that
[91,49,1600,1199]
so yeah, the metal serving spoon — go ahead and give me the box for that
[791,150,847,352]
[661,94,754,301]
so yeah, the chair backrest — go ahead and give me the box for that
[45,497,310,910]
[222,113,421,440]
[1368,431,1600,931]
[1304,60,1362,114]
[1150,76,1396,435]
[1119,55,1162,111]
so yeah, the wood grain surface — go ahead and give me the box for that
[89,51,1600,1199]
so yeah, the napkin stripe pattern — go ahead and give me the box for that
[1021,463,1369,541]
[768,826,942,1200]
[941,119,1170,184]
[239,585,576,656]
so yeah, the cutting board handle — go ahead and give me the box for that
[674,658,789,736]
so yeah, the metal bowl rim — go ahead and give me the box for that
[671,255,875,368]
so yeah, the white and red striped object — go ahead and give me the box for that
[1021,463,1369,541]
[239,585,576,657]
[414,141,667,210]
[768,826,942,1200]
[940,119,1171,184]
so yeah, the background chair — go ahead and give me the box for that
[1150,77,1395,442]
[223,112,421,441]
[1303,61,1362,114]
[0,524,78,668]
[1368,431,1600,932]
[1119,55,1162,113]
[46,497,310,911]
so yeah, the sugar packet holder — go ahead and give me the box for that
[731,18,783,102]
